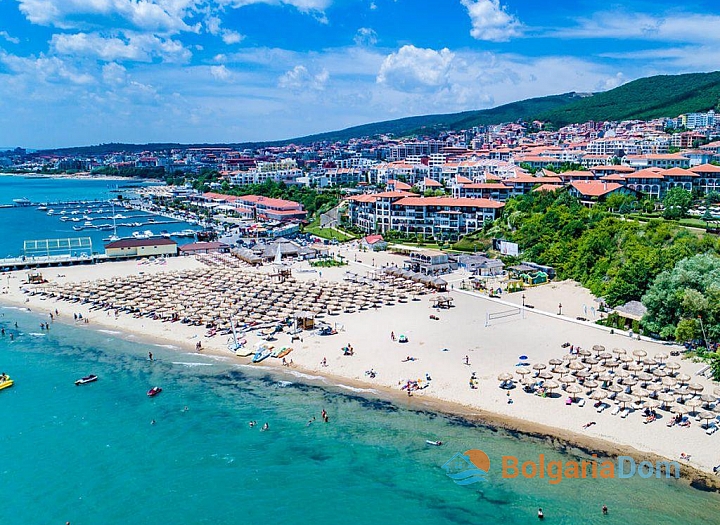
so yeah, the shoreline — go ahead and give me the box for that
[3,255,720,491]
[9,297,720,491]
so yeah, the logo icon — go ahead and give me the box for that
[442,449,491,485]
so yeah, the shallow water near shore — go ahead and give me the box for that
[2,307,720,524]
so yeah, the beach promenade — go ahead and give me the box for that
[2,247,719,485]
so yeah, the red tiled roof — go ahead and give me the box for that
[659,167,698,177]
[422,177,442,187]
[392,197,504,209]
[363,234,384,245]
[624,168,664,179]
[689,163,720,174]
[388,179,412,190]
[455,175,473,184]
[570,181,623,197]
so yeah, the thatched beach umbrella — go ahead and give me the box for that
[672,404,689,415]
[612,347,627,356]
[688,383,705,393]
[559,374,576,384]
[592,344,605,354]
[615,393,635,407]
[532,363,547,371]
[566,384,583,400]
[632,349,647,360]
[497,372,513,382]
[590,390,608,401]
[516,368,531,376]
[654,352,669,363]
[643,399,660,409]
[698,411,716,427]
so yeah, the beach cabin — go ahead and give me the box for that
[104,238,178,258]
[361,234,388,252]
[178,242,230,255]
[407,249,451,275]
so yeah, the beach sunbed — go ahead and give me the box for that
[578,398,585,407]
[620,408,630,418]
[706,425,717,435]
[596,403,607,413]
[610,405,621,416]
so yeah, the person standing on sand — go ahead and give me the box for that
[391,331,395,341]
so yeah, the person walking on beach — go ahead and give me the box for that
[391,331,395,341]
[464,355,470,365]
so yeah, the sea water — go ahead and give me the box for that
[0,175,197,257]
[1,307,719,525]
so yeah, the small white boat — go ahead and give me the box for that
[75,374,98,385]
[38,205,48,211]
[426,440,443,446]
[47,209,55,215]
[83,220,93,226]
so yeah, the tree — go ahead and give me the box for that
[642,254,720,340]
[662,187,693,219]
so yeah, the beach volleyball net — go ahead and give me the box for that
[485,307,523,327]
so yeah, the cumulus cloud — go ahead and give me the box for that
[460,0,522,42]
[354,27,378,47]
[278,65,329,91]
[0,51,95,85]
[222,30,244,44]
[210,64,231,80]
[376,45,455,93]
[102,62,128,85]
[51,32,191,63]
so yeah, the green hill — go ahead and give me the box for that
[536,71,720,126]
[287,92,584,143]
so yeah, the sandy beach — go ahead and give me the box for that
[3,248,720,488]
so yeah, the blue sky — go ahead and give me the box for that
[0,0,719,148]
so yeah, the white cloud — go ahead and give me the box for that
[278,65,329,91]
[0,31,20,44]
[210,64,231,80]
[598,72,626,91]
[354,27,377,47]
[377,45,455,93]
[17,0,200,34]
[460,0,522,42]
[555,12,720,44]
[102,62,128,85]
[51,32,191,63]
[222,30,245,44]
[0,51,95,85]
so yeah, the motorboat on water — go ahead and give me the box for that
[13,197,31,206]
[147,386,162,397]
[75,374,98,385]
[103,234,121,243]
[0,375,13,391]
[37,205,48,211]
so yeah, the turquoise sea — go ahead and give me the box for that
[2,307,720,525]
[0,175,198,257]
[2,175,720,523]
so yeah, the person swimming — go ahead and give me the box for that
[537,508,544,520]
[261,422,269,431]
